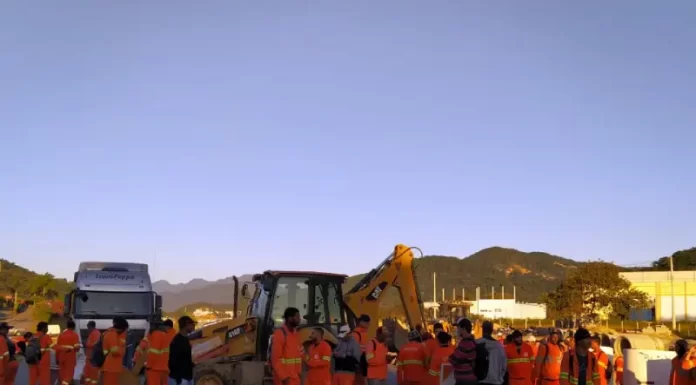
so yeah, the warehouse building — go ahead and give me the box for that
[469,299,547,319]
[620,271,696,322]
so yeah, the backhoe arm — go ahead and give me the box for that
[343,244,427,339]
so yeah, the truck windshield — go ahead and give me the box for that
[74,291,152,318]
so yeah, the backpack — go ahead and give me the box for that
[24,336,42,364]
[474,340,490,381]
[90,333,107,368]
[354,330,368,376]
[267,327,288,372]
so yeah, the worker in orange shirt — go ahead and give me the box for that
[366,327,389,385]
[271,307,303,385]
[590,335,609,385]
[533,330,563,385]
[397,330,426,385]
[426,332,455,385]
[81,320,101,385]
[505,330,535,385]
[304,327,332,385]
[560,328,600,385]
[56,319,81,385]
[145,321,170,385]
[28,321,54,385]
[423,323,444,363]
[0,322,18,385]
[102,316,129,385]
[614,355,623,385]
[352,314,371,385]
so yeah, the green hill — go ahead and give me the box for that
[346,246,583,315]
[0,259,72,305]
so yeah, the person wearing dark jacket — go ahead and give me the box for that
[168,316,196,385]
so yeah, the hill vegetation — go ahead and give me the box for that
[0,259,73,321]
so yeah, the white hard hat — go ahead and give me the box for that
[338,325,351,338]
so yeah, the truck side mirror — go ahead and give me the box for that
[155,295,163,309]
[241,283,253,300]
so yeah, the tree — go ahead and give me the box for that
[29,273,59,298]
[544,261,649,321]
[652,248,696,271]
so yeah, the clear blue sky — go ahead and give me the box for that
[1,1,695,284]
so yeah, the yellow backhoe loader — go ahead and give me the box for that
[190,244,428,385]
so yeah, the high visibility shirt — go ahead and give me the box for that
[593,350,609,385]
[506,343,535,385]
[424,338,439,362]
[397,341,426,384]
[56,329,81,365]
[614,356,623,385]
[84,329,101,359]
[560,350,600,385]
[426,345,455,385]
[134,336,150,366]
[166,328,177,345]
[102,328,127,373]
[146,330,170,371]
[304,340,332,385]
[533,343,563,380]
[352,327,368,353]
[366,339,389,380]
[270,324,303,381]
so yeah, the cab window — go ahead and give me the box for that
[312,281,343,329]
[270,276,309,326]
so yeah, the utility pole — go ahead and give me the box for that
[671,256,676,330]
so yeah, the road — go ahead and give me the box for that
[16,361,400,385]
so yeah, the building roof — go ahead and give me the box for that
[621,271,696,283]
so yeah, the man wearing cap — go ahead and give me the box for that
[533,330,563,385]
[352,315,371,385]
[560,328,600,385]
[0,322,14,385]
[334,325,362,385]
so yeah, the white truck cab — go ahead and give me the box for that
[64,262,162,374]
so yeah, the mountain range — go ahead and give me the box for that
[154,246,588,311]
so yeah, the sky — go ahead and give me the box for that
[1,1,695,284]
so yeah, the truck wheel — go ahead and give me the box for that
[194,370,229,385]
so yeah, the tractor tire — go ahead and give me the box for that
[194,369,230,385]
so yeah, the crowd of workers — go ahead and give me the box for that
[271,308,626,385]
[0,315,196,385]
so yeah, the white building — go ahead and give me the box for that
[470,299,547,319]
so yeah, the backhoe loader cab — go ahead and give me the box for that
[192,270,348,385]
[250,271,348,354]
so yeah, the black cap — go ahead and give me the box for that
[178,315,196,329]
[574,328,591,343]
[358,314,370,323]
[511,330,523,338]
[0,322,12,330]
